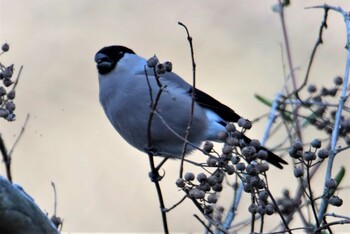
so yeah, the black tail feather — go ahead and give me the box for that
[242,134,288,169]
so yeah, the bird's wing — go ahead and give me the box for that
[135,66,241,123]
[160,72,241,123]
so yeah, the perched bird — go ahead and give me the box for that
[95,45,287,169]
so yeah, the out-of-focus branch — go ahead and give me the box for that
[277,0,302,142]
[312,4,350,224]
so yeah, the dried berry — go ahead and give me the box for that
[325,179,337,189]
[147,55,159,68]
[334,76,343,86]
[225,123,236,132]
[197,173,207,183]
[329,196,343,207]
[207,194,218,204]
[311,139,321,149]
[318,149,329,159]
[184,172,195,181]
[203,141,213,153]
[294,167,304,178]
[176,178,185,188]
[307,84,317,93]
[1,43,9,52]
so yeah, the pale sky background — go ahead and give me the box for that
[1,0,350,233]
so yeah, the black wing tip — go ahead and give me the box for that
[266,150,288,169]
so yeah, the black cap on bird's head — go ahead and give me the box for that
[95,45,135,75]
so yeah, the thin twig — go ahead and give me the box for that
[194,214,214,234]
[314,219,350,233]
[305,162,320,228]
[277,0,302,142]
[144,65,169,234]
[11,65,23,91]
[292,7,329,96]
[8,114,30,157]
[51,182,58,216]
[178,21,197,179]
[265,187,292,233]
[164,195,187,212]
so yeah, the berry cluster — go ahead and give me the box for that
[176,120,277,217]
[289,139,343,207]
[0,43,17,121]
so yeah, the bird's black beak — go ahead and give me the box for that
[95,53,115,75]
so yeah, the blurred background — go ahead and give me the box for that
[1,0,350,232]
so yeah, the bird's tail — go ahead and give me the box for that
[242,134,288,169]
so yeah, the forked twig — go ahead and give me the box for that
[144,66,169,233]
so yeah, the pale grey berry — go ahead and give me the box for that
[197,173,207,183]
[329,196,343,207]
[248,203,257,214]
[5,101,15,111]
[334,76,343,86]
[184,172,195,181]
[238,118,252,129]
[307,84,317,93]
[207,194,218,204]
[304,151,316,161]
[6,112,15,121]
[258,190,269,202]
[243,183,253,193]
[292,140,303,150]
[3,78,13,87]
[236,162,245,171]
[241,146,256,157]
[257,205,266,215]
[156,63,166,74]
[1,43,9,52]
[6,90,15,100]
[224,165,235,175]
[203,141,214,153]
[207,176,217,186]
[204,205,213,215]
[222,145,233,155]
[176,178,185,188]
[206,157,217,167]
[194,190,205,199]
[318,149,329,159]
[146,55,159,68]
[325,179,337,189]
[231,156,240,164]
[249,139,261,148]
[257,163,269,173]
[294,167,304,178]
[0,87,6,96]
[265,204,275,215]
[164,61,172,72]
[257,150,268,160]
[225,123,236,132]
[199,182,211,192]
[0,108,9,117]
[212,183,223,192]
[311,139,321,148]
[217,131,228,140]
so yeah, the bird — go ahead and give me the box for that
[94,45,287,169]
